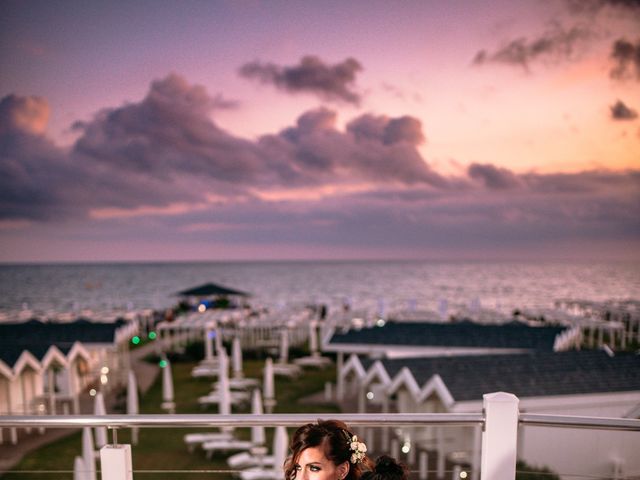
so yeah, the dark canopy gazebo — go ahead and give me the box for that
[176,282,249,298]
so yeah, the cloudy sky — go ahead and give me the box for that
[1,0,639,262]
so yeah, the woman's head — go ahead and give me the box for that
[360,456,408,480]
[285,420,372,480]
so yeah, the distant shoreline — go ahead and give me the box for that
[1,257,638,267]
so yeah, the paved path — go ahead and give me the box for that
[0,341,162,476]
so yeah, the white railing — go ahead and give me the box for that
[1,393,639,480]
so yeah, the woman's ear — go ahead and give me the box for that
[336,462,350,480]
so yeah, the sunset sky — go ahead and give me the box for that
[1,0,639,262]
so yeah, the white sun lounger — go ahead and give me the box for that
[213,377,260,391]
[293,355,332,368]
[192,365,220,378]
[198,390,250,408]
[271,362,301,377]
[184,431,235,453]
[227,451,275,469]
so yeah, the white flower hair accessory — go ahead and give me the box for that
[346,433,367,464]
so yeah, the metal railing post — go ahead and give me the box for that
[100,444,133,480]
[480,392,519,480]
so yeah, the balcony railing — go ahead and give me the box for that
[1,394,639,480]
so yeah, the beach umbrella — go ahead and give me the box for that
[279,328,289,364]
[273,426,289,478]
[81,426,97,480]
[218,348,231,416]
[232,337,243,379]
[263,357,275,413]
[309,321,318,355]
[127,370,139,445]
[73,455,86,480]
[162,358,175,413]
[251,388,265,446]
[93,392,107,448]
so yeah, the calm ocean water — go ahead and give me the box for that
[0,260,639,321]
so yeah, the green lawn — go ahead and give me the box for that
[1,351,338,480]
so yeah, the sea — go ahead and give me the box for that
[0,260,639,322]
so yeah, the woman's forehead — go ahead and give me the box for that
[299,446,330,464]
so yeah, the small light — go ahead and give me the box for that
[159,359,168,368]
[198,304,206,313]
[401,443,410,454]
[148,331,157,340]
[100,374,108,384]
[89,389,97,396]
[460,472,468,479]
[131,336,140,345]
[376,318,386,327]
[101,366,109,375]
[37,403,46,413]
[366,391,374,400]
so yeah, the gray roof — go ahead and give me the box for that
[177,282,249,297]
[0,319,124,368]
[0,343,72,368]
[329,320,565,351]
[375,350,640,402]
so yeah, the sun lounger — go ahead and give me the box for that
[271,362,301,377]
[212,377,260,391]
[192,365,220,378]
[227,450,274,469]
[184,431,234,453]
[198,390,250,408]
[293,355,332,368]
[228,377,260,389]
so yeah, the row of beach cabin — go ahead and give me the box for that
[0,318,137,443]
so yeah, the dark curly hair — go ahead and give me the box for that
[284,419,373,480]
[360,456,408,480]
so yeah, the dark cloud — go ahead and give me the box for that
[610,99,638,120]
[346,114,426,146]
[473,23,591,71]
[566,0,640,14]
[0,74,444,222]
[127,169,640,256]
[468,163,522,190]
[73,73,262,183]
[0,95,83,221]
[2,74,639,258]
[521,169,640,195]
[610,38,640,80]
[260,108,444,187]
[239,56,363,105]
[0,94,50,135]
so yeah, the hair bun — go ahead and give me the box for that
[374,456,405,476]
